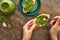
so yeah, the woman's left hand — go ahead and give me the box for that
[22,19,36,40]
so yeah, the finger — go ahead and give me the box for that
[54,19,60,26]
[28,22,33,27]
[54,16,60,19]
[26,19,33,26]
[24,19,33,28]
[50,16,59,26]
[30,24,36,31]
[50,20,56,26]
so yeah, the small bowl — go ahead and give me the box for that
[19,0,41,16]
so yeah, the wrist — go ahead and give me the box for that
[22,36,30,40]
[50,35,58,40]
[50,31,58,40]
[22,37,30,40]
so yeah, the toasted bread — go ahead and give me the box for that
[34,14,50,27]
[23,0,36,13]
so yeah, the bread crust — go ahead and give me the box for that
[23,0,36,13]
[33,14,50,27]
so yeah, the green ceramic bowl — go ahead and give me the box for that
[19,0,41,16]
[0,0,15,15]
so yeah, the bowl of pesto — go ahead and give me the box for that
[19,0,41,15]
[0,0,15,15]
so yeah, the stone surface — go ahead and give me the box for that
[0,0,60,40]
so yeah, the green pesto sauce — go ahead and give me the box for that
[1,3,9,10]
[23,0,35,13]
[35,15,48,26]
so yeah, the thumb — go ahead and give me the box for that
[54,19,60,26]
[30,24,36,31]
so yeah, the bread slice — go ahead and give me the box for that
[32,0,36,4]
[23,0,36,13]
[34,14,50,27]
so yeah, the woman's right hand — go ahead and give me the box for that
[50,16,60,40]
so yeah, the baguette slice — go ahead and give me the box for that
[34,14,50,27]
[23,0,36,13]
[32,0,36,4]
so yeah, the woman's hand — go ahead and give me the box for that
[50,16,60,40]
[22,19,36,40]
